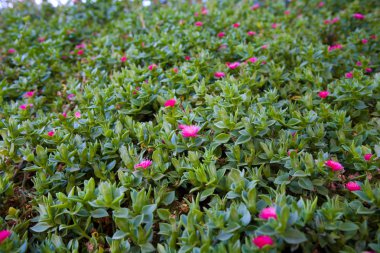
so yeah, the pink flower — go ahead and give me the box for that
[353,13,365,20]
[48,131,55,137]
[284,10,290,15]
[251,3,260,10]
[179,19,185,25]
[172,67,178,73]
[8,48,16,54]
[185,56,191,61]
[365,68,373,73]
[233,23,240,28]
[121,56,127,62]
[194,12,199,17]
[194,21,203,27]
[19,104,32,110]
[318,2,325,7]
[77,50,84,55]
[180,125,200,138]
[331,17,339,23]
[201,7,208,15]
[75,111,81,118]
[346,182,361,191]
[261,44,268,49]
[325,160,344,171]
[324,20,331,25]
[38,37,46,43]
[364,153,372,161]
[247,31,256,36]
[67,94,75,100]
[0,230,11,244]
[227,62,240,69]
[345,72,353,79]
[252,235,274,249]
[318,90,329,99]
[217,32,226,38]
[247,57,258,63]
[164,99,176,107]
[75,43,86,49]
[328,44,343,52]
[62,112,67,118]
[271,23,279,29]
[24,91,35,98]
[370,35,377,40]
[259,207,277,220]
[219,44,228,50]
[356,61,362,66]
[362,39,368,44]
[214,72,225,78]
[134,159,152,169]
[148,64,157,71]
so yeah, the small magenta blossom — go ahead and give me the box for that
[77,49,84,55]
[362,39,368,44]
[346,182,361,191]
[227,62,240,69]
[247,31,256,36]
[121,56,127,62]
[67,94,75,100]
[148,64,157,71]
[251,3,260,10]
[38,37,46,43]
[370,35,377,40]
[345,72,353,79]
[0,230,11,244]
[252,235,274,249]
[233,23,240,28]
[24,91,35,98]
[356,61,362,67]
[331,17,339,23]
[217,32,226,38]
[365,68,373,73]
[164,99,176,107]
[8,48,16,54]
[214,72,225,78]
[353,13,365,20]
[201,7,208,15]
[179,125,200,138]
[328,44,342,52]
[48,131,55,137]
[172,67,178,73]
[259,207,277,220]
[318,91,329,99]
[185,56,191,61]
[271,23,279,29]
[19,104,33,110]
[284,10,290,15]
[194,21,203,27]
[62,112,67,118]
[134,160,152,169]
[75,111,81,118]
[247,57,258,63]
[325,160,344,171]
[364,153,373,161]
[261,44,268,49]
[324,20,331,25]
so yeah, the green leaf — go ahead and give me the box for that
[157,209,171,221]
[214,133,230,144]
[30,222,52,233]
[91,208,109,218]
[282,228,307,244]
[338,222,359,232]
[298,178,314,191]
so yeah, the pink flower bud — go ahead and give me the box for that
[261,44,268,49]
[345,72,353,79]
[172,67,178,73]
[214,72,225,78]
[233,23,240,28]
[247,31,256,36]
[284,10,290,15]
[194,21,203,27]
[24,91,35,98]
[75,111,81,118]
[346,182,361,191]
[365,68,373,73]
[121,56,127,62]
[356,61,362,66]
[364,153,372,161]
[251,3,260,10]
[325,160,344,171]
[48,131,55,137]
[8,48,16,54]
[134,159,152,169]
[318,90,329,99]
[247,57,258,63]
[164,99,176,107]
[77,50,84,55]
[0,230,11,244]
[318,2,325,7]
[185,56,191,61]
[259,207,277,220]
[353,13,365,20]
[362,39,368,44]
[217,32,226,38]
[148,64,157,71]
[252,235,274,249]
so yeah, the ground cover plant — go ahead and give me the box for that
[0,0,380,252]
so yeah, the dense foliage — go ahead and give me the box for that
[0,0,380,252]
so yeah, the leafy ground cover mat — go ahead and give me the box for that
[0,0,380,252]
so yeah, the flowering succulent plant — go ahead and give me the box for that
[0,0,379,252]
